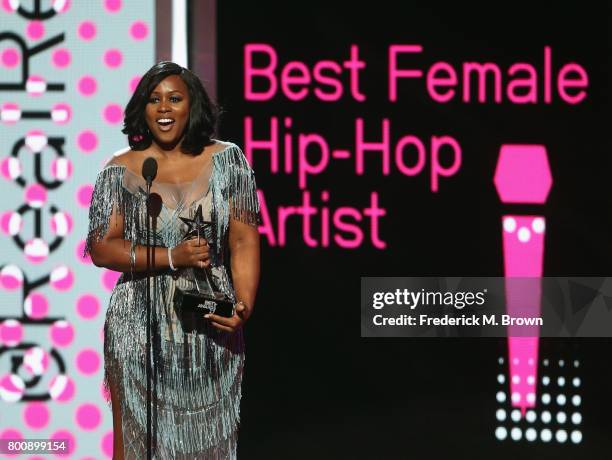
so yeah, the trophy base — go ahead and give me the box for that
[173,288,235,334]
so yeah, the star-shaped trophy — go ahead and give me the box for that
[173,204,234,322]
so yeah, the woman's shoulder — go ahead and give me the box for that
[104,148,142,170]
[210,139,240,153]
[211,139,248,164]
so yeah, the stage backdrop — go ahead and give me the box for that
[0,1,154,458]
[209,1,612,458]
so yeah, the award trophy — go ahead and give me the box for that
[173,204,235,322]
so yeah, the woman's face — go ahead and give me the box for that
[145,74,190,148]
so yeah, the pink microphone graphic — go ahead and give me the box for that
[494,144,552,416]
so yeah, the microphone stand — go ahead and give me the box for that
[145,179,152,460]
[141,156,157,459]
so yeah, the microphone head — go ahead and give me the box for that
[142,157,158,183]
[147,192,163,218]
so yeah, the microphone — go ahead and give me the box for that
[147,193,162,219]
[142,157,158,185]
[141,155,158,460]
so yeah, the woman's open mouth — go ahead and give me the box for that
[156,118,175,132]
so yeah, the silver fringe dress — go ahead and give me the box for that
[84,143,260,459]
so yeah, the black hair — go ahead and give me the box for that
[122,61,220,155]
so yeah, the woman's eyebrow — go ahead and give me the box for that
[150,90,184,95]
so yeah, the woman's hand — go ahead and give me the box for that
[170,237,210,269]
[205,302,249,333]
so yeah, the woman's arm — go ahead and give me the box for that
[205,218,260,332]
[89,205,210,273]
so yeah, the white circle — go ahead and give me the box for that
[525,428,537,442]
[541,411,552,423]
[541,428,552,442]
[532,218,545,234]
[571,412,582,425]
[495,426,508,441]
[511,392,521,403]
[512,375,520,384]
[503,217,517,233]
[542,393,551,404]
[511,427,522,441]
[511,410,521,422]
[496,409,507,422]
[557,394,567,406]
[527,375,535,386]
[498,357,504,365]
[518,227,531,243]
[526,411,536,423]
[556,429,568,443]
[557,412,567,424]
[496,391,506,403]
[558,377,566,387]
[572,377,581,387]
[526,393,536,403]
[543,359,549,366]
[497,374,505,384]
[573,360,580,368]
[571,430,582,444]
[559,360,565,367]
[572,395,581,407]
[542,376,550,386]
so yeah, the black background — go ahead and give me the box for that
[212,2,612,458]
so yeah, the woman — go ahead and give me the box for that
[84,61,260,459]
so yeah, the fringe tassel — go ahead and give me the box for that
[92,145,255,458]
[210,145,261,265]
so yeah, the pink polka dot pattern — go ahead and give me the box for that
[24,238,49,264]
[102,269,121,292]
[51,156,73,179]
[0,428,23,458]
[1,0,17,13]
[48,375,75,403]
[49,321,75,347]
[101,430,114,458]
[76,240,92,264]
[76,184,93,208]
[75,403,101,430]
[76,130,98,153]
[129,75,142,93]
[0,265,23,290]
[0,320,23,346]
[50,265,74,291]
[129,21,149,40]
[77,21,96,41]
[101,380,110,401]
[75,348,100,375]
[1,48,19,68]
[54,0,71,13]
[0,373,25,402]
[103,49,122,68]
[25,184,47,208]
[52,48,71,68]
[76,294,100,320]
[103,104,123,124]
[50,429,75,457]
[77,76,97,96]
[51,103,72,125]
[26,21,45,40]
[24,292,49,319]
[23,402,50,429]
[104,0,122,12]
